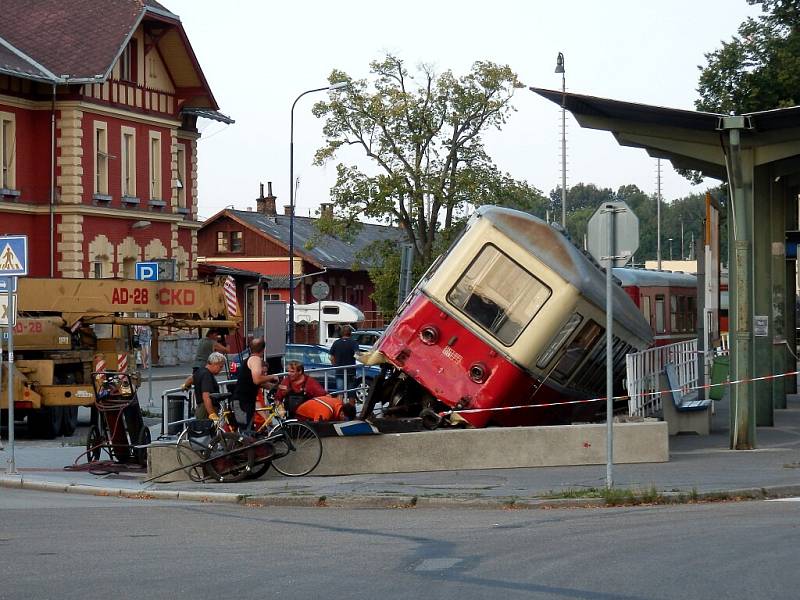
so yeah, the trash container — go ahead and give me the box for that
[709,355,730,401]
[167,393,187,435]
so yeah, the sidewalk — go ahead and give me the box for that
[3,394,800,509]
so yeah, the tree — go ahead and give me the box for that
[313,55,539,270]
[697,0,800,113]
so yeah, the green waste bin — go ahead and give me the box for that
[709,355,730,401]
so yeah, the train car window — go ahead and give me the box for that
[655,295,666,333]
[641,295,652,327]
[670,295,678,332]
[688,295,697,332]
[551,320,604,383]
[448,244,551,346]
[536,313,583,368]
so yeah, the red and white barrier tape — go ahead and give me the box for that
[441,368,800,416]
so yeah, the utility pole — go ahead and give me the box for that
[656,159,662,270]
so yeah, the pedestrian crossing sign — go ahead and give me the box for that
[0,235,28,276]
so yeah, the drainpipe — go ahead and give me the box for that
[50,83,56,277]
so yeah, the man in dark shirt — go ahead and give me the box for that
[329,325,360,405]
[233,337,276,428]
[192,352,226,421]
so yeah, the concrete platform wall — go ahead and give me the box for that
[149,421,668,482]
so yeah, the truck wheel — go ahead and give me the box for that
[29,407,63,439]
[61,406,79,437]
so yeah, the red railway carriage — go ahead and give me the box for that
[360,206,653,428]
[613,268,698,346]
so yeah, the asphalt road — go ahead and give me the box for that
[1,489,799,600]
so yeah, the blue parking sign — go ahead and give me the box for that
[0,235,28,276]
[136,262,159,281]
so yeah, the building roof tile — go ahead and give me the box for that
[228,209,409,270]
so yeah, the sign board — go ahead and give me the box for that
[156,258,176,281]
[311,281,330,301]
[587,201,639,267]
[754,315,769,337]
[0,235,28,276]
[0,293,16,327]
[135,262,159,281]
[0,277,17,293]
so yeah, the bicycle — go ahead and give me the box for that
[173,390,322,482]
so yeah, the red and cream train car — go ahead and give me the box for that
[360,206,653,428]
[613,268,698,346]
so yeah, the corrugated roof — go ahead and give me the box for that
[229,210,410,270]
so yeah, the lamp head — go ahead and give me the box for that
[555,52,565,74]
[328,81,348,91]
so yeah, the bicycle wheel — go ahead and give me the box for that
[203,431,255,483]
[270,421,322,477]
[176,428,207,482]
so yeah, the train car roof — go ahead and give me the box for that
[473,206,653,343]
[612,268,697,288]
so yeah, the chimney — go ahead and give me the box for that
[284,205,293,216]
[320,202,333,218]
[256,182,277,216]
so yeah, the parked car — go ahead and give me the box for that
[350,329,385,351]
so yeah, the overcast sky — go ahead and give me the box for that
[166,0,761,221]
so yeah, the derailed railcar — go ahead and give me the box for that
[360,206,653,428]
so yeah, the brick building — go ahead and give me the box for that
[197,183,408,333]
[0,0,229,279]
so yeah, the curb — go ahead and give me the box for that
[3,474,800,509]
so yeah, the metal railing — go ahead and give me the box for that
[625,339,699,417]
[159,364,371,437]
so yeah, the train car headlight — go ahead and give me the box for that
[468,362,490,383]
[419,325,439,345]
[536,313,583,368]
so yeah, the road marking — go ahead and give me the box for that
[766,497,800,502]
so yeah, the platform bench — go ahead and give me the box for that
[661,363,711,435]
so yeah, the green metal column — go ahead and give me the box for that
[771,173,787,410]
[726,123,756,449]
[787,185,799,396]
[753,165,774,426]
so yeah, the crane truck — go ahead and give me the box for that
[0,277,240,438]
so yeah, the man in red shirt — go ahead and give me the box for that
[275,360,326,416]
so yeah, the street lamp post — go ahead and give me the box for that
[288,82,347,343]
[555,52,566,228]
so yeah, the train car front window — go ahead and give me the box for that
[448,244,551,345]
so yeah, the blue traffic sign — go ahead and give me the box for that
[135,262,159,281]
[0,276,17,292]
[0,235,28,276]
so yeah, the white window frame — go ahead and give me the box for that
[120,126,136,198]
[148,131,162,200]
[0,111,16,190]
[93,121,109,195]
[176,143,186,208]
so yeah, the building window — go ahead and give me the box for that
[93,121,109,196]
[230,231,243,252]
[149,131,161,200]
[217,231,229,252]
[0,113,15,190]
[121,127,136,198]
[176,144,186,208]
[120,39,137,83]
